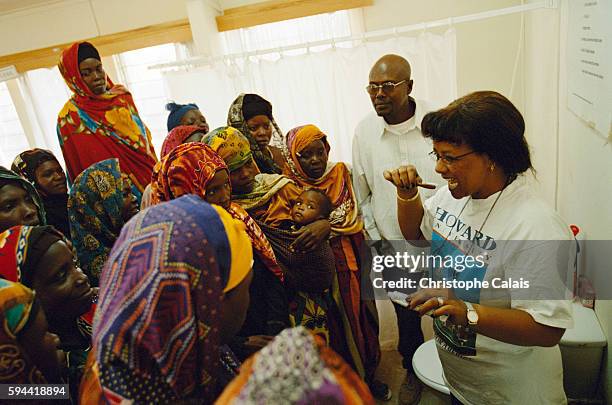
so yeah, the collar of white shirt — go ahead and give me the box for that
[378,98,427,138]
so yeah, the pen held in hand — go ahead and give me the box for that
[382,170,436,190]
[398,183,437,191]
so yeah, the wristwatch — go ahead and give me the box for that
[465,301,479,327]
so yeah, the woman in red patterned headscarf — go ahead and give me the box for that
[160,124,209,158]
[151,142,283,282]
[56,41,157,200]
[151,143,288,353]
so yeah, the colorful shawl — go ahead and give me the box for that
[67,159,126,286]
[82,195,252,404]
[231,173,295,212]
[228,93,284,174]
[160,124,209,158]
[285,125,363,236]
[56,41,157,193]
[0,278,49,384]
[0,167,46,228]
[11,149,70,237]
[150,142,283,281]
[286,125,380,380]
[216,326,375,405]
[202,126,254,172]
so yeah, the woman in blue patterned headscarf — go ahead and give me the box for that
[67,159,139,286]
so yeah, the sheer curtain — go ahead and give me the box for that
[0,82,29,167]
[220,10,355,54]
[162,30,457,164]
[114,43,188,153]
[16,67,71,167]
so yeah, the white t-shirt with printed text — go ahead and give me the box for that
[420,176,573,405]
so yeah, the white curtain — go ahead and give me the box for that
[219,10,354,55]
[164,30,456,350]
[162,29,457,164]
[16,67,71,167]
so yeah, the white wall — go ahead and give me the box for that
[362,0,524,106]
[0,0,188,56]
[525,0,612,401]
[556,0,612,399]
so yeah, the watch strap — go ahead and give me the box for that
[465,301,478,326]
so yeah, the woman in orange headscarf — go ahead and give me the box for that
[56,41,157,200]
[284,124,383,393]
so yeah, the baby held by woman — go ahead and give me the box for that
[283,189,333,232]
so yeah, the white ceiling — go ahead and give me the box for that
[0,0,60,14]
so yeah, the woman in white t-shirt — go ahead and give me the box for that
[384,91,573,405]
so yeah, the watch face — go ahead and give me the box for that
[467,310,478,324]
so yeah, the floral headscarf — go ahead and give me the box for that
[0,278,48,384]
[83,196,252,403]
[11,150,70,237]
[216,326,375,404]
[56,41,157,192]
[67,159,127,286]
[227,94,284,174]
[151,143,283,281]
[285,125,362,235]
[160,124,209,158]
[202,126,255,172]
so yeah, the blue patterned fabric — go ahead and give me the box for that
[67,159,124,286]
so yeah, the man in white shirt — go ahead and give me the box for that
[353,54,439,404]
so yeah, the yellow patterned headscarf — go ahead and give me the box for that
[202,126,255,172]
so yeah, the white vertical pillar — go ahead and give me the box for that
[6,78,39,149]
[186,0,224,58]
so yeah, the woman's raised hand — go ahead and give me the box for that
[383,165,422,199]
